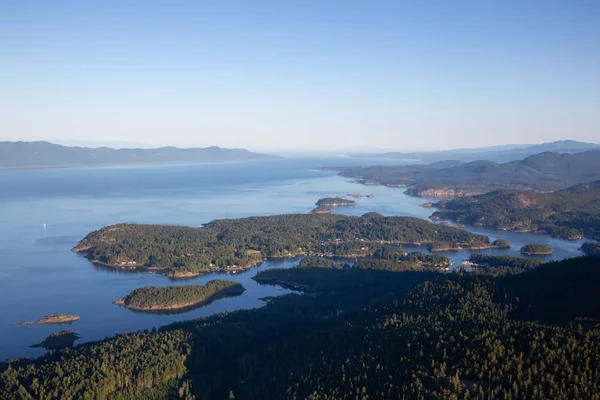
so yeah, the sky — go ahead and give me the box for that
[1,1,599,151]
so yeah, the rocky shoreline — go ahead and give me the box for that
[14,314,80,326]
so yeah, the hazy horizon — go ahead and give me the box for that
[2,1,599,151]
[4,138,599,154]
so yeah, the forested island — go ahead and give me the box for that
[315,197,356,207]
[310,197,356,214]
[73,213,491,276]
[431,181,600,240]
[114,280,245,311]
[13,314,80,326]
[520,244,553,255]
[332,150,600,198]
[491,238,510,248]
[4,256,600,399]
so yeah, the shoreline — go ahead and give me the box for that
[0,157,281,172]
[330,170,524,200]
[252,277,311,292]
[434,221,587,241]
[73,249,261,278]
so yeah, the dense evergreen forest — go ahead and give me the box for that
[295,249,451,272]
[356,251,450,271]
[432,181,600,240]
[3,256,600,399]
[467,254,543,276]
[73,213,488,274]
[116,280,244,311]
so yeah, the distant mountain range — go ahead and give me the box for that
[352,140,600,163]
[0,141,277,169]
[335,149,600,198]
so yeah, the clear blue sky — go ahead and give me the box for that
[1,0,599,151]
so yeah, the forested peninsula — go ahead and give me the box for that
[581,242,600,256]
[431,181,600,240]
[114,280,245,311]
[73,213,491,276]
[29,330,81,350]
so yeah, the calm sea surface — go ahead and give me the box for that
[0,158,586,360]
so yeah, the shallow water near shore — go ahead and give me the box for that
[0,157,586,360]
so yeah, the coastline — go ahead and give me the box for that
[252,277,311,292]
[73,249,262,278]
[0,156,281,172]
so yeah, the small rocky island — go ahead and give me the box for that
[30,330,81,350]
[13,314,80,326]
[520,244,553,255]
[114,280,245,311]
[310,197,356,214]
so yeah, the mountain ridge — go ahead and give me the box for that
[335,150,600,197]
[0,141,278,169]
[351,140,600,163]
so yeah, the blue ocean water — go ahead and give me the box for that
[0,158,586,360]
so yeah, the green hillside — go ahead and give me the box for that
[432,181,600,239]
